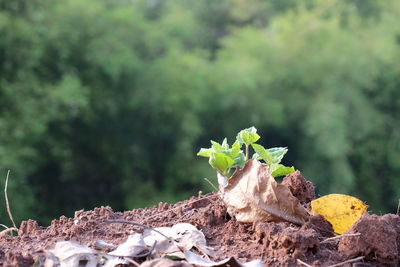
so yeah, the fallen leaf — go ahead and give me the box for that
[139,258,193,267]
[222,159,309,224]
[170,223,215,257]
[109,233,147,257]
[184,250,264,267]
[142,227,183,258]
[311,194,368,234]
[142,223,214,258]
[45,241,99,267]
[94,240,117,251]
[44,240,133,267]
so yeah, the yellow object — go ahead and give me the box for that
[311,194,368,234]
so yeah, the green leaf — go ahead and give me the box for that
[236,127,260,146]
[197,148,213,157]
[270,164,295,177]
[210,140,222,152]
[221,138,229,150]
[251,144,273,164]
[230,140,242,158]
[252,152,261,160]
[209,152,234,175]
[232,152,246,169]
[268,147,288,164]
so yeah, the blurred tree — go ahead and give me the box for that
[0,0,399,225]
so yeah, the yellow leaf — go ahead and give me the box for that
[311,194,368,234]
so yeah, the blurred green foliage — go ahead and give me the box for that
[0,0,399,225]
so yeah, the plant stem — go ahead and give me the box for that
[5,170,17,231]
[245,145,249,160]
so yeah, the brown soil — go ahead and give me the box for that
[0,171,399,266]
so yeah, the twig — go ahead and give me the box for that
[123,257,140,267]
[328,256,364,267]
[321,233,361,243]
[132,241,157,258]
[204,178,218,192]
[105,219,171,240]
[5,170,17,231]
[297,259,312,267]
[0,224,9,229]
[0,227,18,236]
[396,199,400,215]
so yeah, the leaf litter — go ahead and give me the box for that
[38,221,263,267]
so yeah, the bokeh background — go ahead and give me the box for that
[1,0,399,225]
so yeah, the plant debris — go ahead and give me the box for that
[222,159,309,225]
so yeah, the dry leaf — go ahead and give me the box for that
[142,226,183,258]
[140,258,193,267]
[109,233,147,257]
[311,194,368,234]
[170,223,215,257]
[44,240,131,267]
[45,241,99,267]
[94,240,117,251]
[142,223,213,258]
[184,250,264,267]
[222,159,309,224]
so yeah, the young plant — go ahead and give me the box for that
[197,127,294,180]
[236,127,260,160]
[197,138,245,177]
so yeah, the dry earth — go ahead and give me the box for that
[0,171,399,266]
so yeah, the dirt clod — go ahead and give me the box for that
[282,170,315,203]
[301,215,334,237]
[3,252,34,267]
[338,214,399,266]
[18,219,39,236]
[254,221,319,265]
[382,213,400,258]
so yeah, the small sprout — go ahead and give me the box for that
[236,126,260,160]
[197,138,244,177]
[209,152,234,177]
[197,127,295,183]
[236,127,260,146]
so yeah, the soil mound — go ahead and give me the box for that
[0,174,399,266]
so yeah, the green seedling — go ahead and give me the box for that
[197,127,294,180]
[236,126,260,160]
[197,138,245,176]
